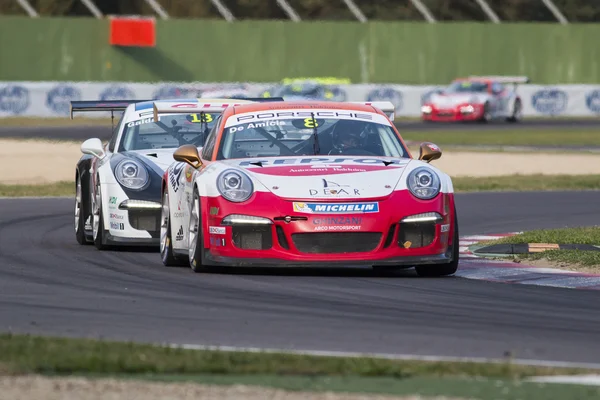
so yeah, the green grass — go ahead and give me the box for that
[2,175,600,198]
[0,117,112,127]
[0,181,73,197]
[1,333,600,399]
[478,227,600,270]
[452,174,600,192]
[402,129,600,147]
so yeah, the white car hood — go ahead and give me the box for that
[126,148,181,171]
[216,156,414,200]
[430,93,486,106]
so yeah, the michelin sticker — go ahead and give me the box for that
[100,85,135,101]
[531,89,567,115]
[46,84,82,115]
[585,90,600,114]
[293,202,379,214]
[0,85,29,115]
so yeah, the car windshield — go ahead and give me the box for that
[217,111,408,159]
[446,81,488,93]
[119,112,219,151]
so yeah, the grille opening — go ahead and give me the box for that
[383,224,397,248]
[292,232,382,254]
[128,210,160,234]
[276,226,289,249]
[398,222,436,248]
[232,225,273,250]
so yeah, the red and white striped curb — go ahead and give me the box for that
[457,233,600,290]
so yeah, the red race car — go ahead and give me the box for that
[421,76,529,123]
[159,100,459,277]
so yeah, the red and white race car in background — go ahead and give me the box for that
[421,76,529,123]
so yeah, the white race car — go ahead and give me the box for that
[72,97,279,250]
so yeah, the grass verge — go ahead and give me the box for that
[402,129,600,147]
[478,227,600,271]
[1,333,600,399]
[2,175,600,198]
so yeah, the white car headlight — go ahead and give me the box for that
[421,105,432,113]
[407,167,440,200]
[216,169,254,202]
[114,159,149,190]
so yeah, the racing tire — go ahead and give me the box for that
[415,207,459,277]
[506,99,522,123]
[188,187,210,273]
[160,187,186,267]
[75,173,91,245]
[478,102,492,123]
[92,177,108,251]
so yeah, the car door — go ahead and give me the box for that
[490,82,509,115]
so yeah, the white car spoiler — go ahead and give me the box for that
[468,76,530,84]
[152,98,254,122]
[352,101,396,120]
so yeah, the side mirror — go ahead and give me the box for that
[173,144,203,168]
[81,138,105,159]
[418,142,442,163]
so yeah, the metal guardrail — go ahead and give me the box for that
[11,0,571,24]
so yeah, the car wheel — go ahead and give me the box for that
[188,187,209,273]
[75,174,90,245]
[415,207,459,277]
[478,102,491,123]
[160,187,186,266]
[507,99,522,123]
[92,177,108,250]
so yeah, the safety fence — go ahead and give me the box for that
[1,81,600,118]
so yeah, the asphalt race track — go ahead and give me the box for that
[1,191,600,365]
[1,118,599,142]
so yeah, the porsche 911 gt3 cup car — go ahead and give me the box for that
[159,100,459,277]
[72,97,282,250]
[421,76,529,123]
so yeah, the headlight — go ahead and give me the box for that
[216,169,254,202]
[114,159,149,190]
[421,105,432,113]
[407,167,440,200]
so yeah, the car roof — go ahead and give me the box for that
[229,101,386,116]
[452,78,491,84]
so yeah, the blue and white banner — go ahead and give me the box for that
[1,81,600,118]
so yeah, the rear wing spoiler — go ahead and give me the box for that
[152,98,284,122]
[469,76,530,85]
[352,101,396,120]
[69,100,150,119]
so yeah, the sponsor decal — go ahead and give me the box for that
[367,87,403,112]
[100,85,135,101]
[242,158,405,177]
[427,143,440,152]
[209,226,226,235]
[185,166,194,182]
[110,222,124,230]
[441,224,450,232]
[46,84,82,115]
[173,211,188,218]
[586,90,600,114]
[109,197,118,205]
[309,179,360,197]
[403,241,412,249]
[293,202,379,214]
[210,236,226,247]
[109,213,124,220]
[239,157,404,167]
[232,110,374,124]
[175,225,184,241]
[531,89,567,115]
[170,163,185,192]
[127,117,154,127]
[0,85,29,115]
[209,207,219,215]
[312,216,363,231]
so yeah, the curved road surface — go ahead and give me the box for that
[1,191,600,365]
[1,119,599,141]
